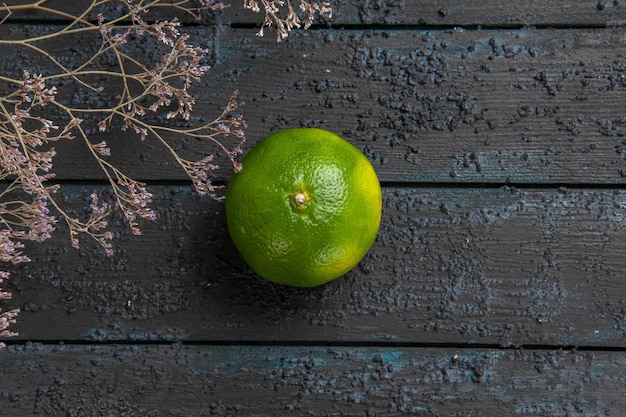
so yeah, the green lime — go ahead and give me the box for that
[225,128,382,287]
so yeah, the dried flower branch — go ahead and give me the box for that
[0,0,245,341]
[1,1,246,247]
[0,270,20,348]
[244,0,332,41]
[0,0,329,342]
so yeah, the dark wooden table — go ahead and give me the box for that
[1,1,625,415]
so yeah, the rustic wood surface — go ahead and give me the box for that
[2,344,625,416]
[1,1,625,416]
[5,25,626,184]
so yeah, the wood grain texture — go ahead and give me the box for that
[3,25,626,184]
[2,3,626,414]
[318,0,626,27]
[208,26,626,185]
[6,0,626,27]
[4,184,625,347]
[1,344,624,416]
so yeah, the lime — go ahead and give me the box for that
[225,128,382,287]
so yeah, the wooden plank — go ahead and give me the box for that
[0,0,222,24]
[5,0,626,27]
[208,27,626,185]
[4,184,625,347]
[0,344,624,416]
[2,26,626,184]
[223,0,626,27]
[345,0,626,27]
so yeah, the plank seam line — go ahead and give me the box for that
[2,19,620,31]
[18,179,626,191]
[229,22,622,32]
[380,181,626,191]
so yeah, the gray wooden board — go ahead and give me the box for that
[2,3,626,414]
[0,343,624,416]
[4,184,625,347]
[5,0,626,27]
[223,0,626,27]
[2,25,626,184]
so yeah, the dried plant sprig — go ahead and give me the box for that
[148,0,228,22]
[1,1,245,246]
[0,241,25,347]
[0,72,78,344]
[0,0,246,340]
[0,270,20,347]
[244,0,332,41]
[143,89,247,199]
[0,0,328,341]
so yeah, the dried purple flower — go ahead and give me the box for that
[244,0,332,41]
[0,0,328,341]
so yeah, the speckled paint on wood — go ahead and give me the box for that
[1,1,626,415]
[3,25,626,184]
[5,185,625,347]
[10,0,626,27]
[0,344,624,416]
[223,0,626,26]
